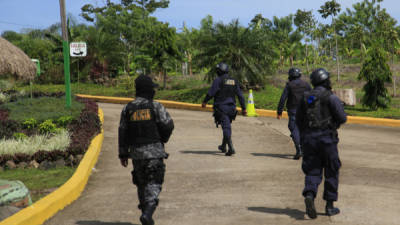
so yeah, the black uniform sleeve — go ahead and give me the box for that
[203,77,221,103]
[329,95,347,128]
[118,105,130,159]
[277,83,289,115]
[235,81,246,110]
[154,102,174,143]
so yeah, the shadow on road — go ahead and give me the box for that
[251,153,293,159]
[180,150,222,155]
[76,221,138,225]
[248,207,306,220]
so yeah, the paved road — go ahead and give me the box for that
[45,103,400,225]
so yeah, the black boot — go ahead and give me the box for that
[225,137,236,156]
[325,201,340,216]
[304,192,317,219]
[293,145,302,160]
[218,137,227,153]
[140,203,156,225]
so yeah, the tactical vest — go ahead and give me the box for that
[216,76,236,101]
[303,89,333,129]
[126,102,161,145]
[287,80,310,110]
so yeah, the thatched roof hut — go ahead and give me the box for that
[0,37,35,80]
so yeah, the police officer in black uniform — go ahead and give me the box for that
[119,75,174,225]
[296,68,347,219]
[201,63,247,156]
[277,68,311,159]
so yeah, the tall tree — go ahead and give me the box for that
[145,22,181,88]
[81,0,169,22]
[81,0,170,75]
[294,10,316,74]
[319,0,341,81]
[337,0,398,62]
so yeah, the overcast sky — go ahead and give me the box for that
[0,0,399,33]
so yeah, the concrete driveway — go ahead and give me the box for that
[44,103,400,225]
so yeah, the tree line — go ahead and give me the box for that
[1,0,398,106]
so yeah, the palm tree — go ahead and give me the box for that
[197,19,275,87]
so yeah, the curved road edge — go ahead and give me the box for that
[77,94,400,128]
[0,108,105,225]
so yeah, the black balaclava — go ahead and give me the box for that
[134,75,158,100]
[136,87,155,100]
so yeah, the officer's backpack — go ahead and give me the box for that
[303,89,333,129]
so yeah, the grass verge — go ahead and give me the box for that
[2,97,84,122]
[0,167,75,202]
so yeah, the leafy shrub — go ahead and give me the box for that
[38,120,57,134]
[67,99,101,157]
[31,150,66,163]
[117,75,136,91]
[13,132,27,140]
[23,118,38,130]
[0,93,11,104]
[358,44,392,109]
[11,153,31,164]
[0,120,20,139]
[56,116,73,128]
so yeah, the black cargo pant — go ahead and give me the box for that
[131,158,166,209]
[301,134,341,201]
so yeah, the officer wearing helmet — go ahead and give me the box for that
[202,63,247,156]
[119,75,174,225]
[277,68,311,159]
[296,68,347,219]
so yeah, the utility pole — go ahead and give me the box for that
[59,0,72,108]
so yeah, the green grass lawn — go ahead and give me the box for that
[2,97,84,122]
[0,167,75,202]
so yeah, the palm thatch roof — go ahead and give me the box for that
[0,37,35,80]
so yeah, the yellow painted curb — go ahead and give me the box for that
[0,108,105,225]
[76,94,400,128]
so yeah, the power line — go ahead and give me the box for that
[0,20,43,29]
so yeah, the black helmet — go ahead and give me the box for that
[310,68,330,86]
[288,68,302,79]
[216,62,229,76]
